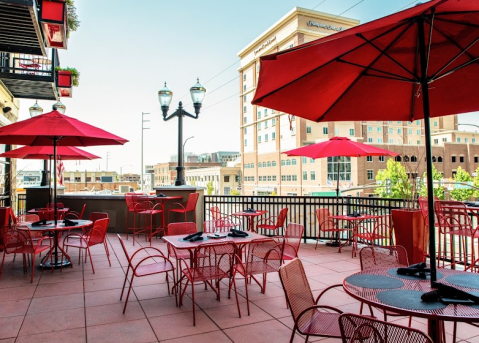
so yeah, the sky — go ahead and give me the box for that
[16,0,479,175]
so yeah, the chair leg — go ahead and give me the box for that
[87,247,95,273]
[123,274,135,314]
[104,241,111,267]
[191,279,196,326]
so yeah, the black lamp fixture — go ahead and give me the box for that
[29,100,43,117]
[52,100,66,114]
[158,79,206,186]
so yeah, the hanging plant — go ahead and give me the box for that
[55,66,80,86]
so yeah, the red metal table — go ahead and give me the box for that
[21,219,92,269]
[329,214,381,257]
[232,210,268,233]
[343,267,479,343]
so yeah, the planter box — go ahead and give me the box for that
[40,0,68,49]
[391,209,428,264]
[57,70,72,88]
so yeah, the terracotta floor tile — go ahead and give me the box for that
[85,288,133,308]
[87,319,157,343]
[34,280,84,298]
[149,311,218,341]
[141,295,192,318]
[19,308,84,336]
[84,276,125,292]
[252,296,290,318]
[15,327,86,343]
[203,303,272,329]
[132,283,175,301]
[163,330,232,343]
[0,316,24,340]
[0,285,36,301]
[223,319,297,343]
[86,302,146,326]
[28,293,84,314]
[0,299,31,318]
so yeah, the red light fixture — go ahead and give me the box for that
[40,0,68,49]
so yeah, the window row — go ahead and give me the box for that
[258,161,277,167]
[281,175,298,181]
[257,118,276,129]
[258,175,277,181]
[257,133,276,142]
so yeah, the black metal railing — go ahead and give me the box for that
[0,49,58,80]
[17,193,27,215]
[204,195,410,245]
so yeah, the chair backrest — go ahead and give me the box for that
[77,204,86,219]
[359,246,409,271]
[167,222,197,236]
[203,220,216,233]
[214,218,236,232]
[210,206,221,220]
[419,195,439,227]
[47,202,64,209]
[86,218,109,246]
[245,238,283,272]
[17,214,40,223]
[192,241,236,276]
[88,212,109,224]
[316,208,337,231]
[276,207,288,227]
[434,200,471,234]
[117,234,133,268]
[0,207,11,226]
[339,313,433,343]
[279,258,316,324]
[283,223,304,257]
[185,192,199,212]
[0,225,20,252]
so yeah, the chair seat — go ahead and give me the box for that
[138,209,163,215]
[12,244,50,255]
[183,266,228,282]
[235,261,279,276]
[64,239,88,249]
[298,310,342,338]
[136,260,174,277]
[450,229,479,238]
[355,232,388,241]
[257,224,279,230]
[169,208,186,213]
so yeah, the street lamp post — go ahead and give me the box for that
[183,136,194,171]
[458,123,479,131]
[141,112,150,191]
[158,79,206,186]
[29,101,49,187]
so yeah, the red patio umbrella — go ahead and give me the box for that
[253,0,479,286]
[0,145,101,205]
[0,110,128,223]
[283,137,398,200]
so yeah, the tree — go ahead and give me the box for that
[472,165,479,198]
[230,189,240,196]
[375,158,412,200]
[65,0,80,38]
[206,180,214,195]
[450,166,473,201]
[418,164,445,200]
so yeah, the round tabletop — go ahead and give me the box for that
[343,267,479,323]
[25,219,92,232]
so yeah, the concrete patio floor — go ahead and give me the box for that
[0,233,478,343]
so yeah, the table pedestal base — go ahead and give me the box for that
[41,259,72,269]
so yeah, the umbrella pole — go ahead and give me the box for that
[48,155,52,206]
[336,160,340,216]
[53,140,58,225]
[418,18,437,284]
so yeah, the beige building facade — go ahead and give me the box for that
[185,166,241,195]
[238,7,476,197]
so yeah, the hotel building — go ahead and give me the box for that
[238,7,479,196]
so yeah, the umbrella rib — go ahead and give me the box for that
[356,20,419,81]
[337,59,415,82]
[317,22,415,122]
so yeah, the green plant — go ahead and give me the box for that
[65,0,80,38]
[270,191,277,196]
[230,189,240,196]
[450,166,473,201]
[206,180,214,195]
[55,66,80,86]
[375,158,413,201]
[418,164,445,200]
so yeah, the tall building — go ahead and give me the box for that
[238,7,471,196]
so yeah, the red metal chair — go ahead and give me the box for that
[339,313,433,343]
[47,202,64,209]
[419,195,439,261]
[210,206,242,230]
[233,238,283,315]
[256,207,288,233]
[62,218,111,273]
[135,201,164,245]
[355,214,393,247]
[275,223,304,261]
[117,234,175,313]
[0,225,20,281]
[279,258,343,342]
[178,241,241,325]
[314,208,352,250]
[38,208,55,221]
[64,204,86,219]
[6,225,53,283]
[125,193,142,243]
[434,200,479,271]
[168,192,199,223]
[203,220,217,233]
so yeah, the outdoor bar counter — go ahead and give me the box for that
[25,186,204,233]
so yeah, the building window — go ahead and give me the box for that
[272,161,276,166]
[452,156,456,163]
[367,169,374,180]
[368,138,373,143]
[267,175,271,181]
[286,160,291,166]
[377,127,382,133]
[408,129,412,134]
[389,128,393,134]
[368,126,373,132]
[311,171,315,181]
[434,121,438,127]
[272,132,276,140]
[379,156,385,162]
[416,120,420,125]
[243,74,246,81]
[306,126,312,133]
[350,129,355,136]
[302,171,307,180]
[475,156,479,163]
[257,136,261,143]
[389,139,394,143]
[244,139,247,146]
[244,127,247,134]
[224,175,230,182]
[398,128,402,134]
[272,118,276,126]
[323,127,328,134]
[327,156,351,182]
[243,116,247,124]
[310,158,314,163]
[465,138,469,143]
[302,157,307,164]
[442,138,447,142]
[281,175,286,181]
[264,109,268,116]
[258,122,261,130]
[473,138,476,143]
[460,155,465,163]
[243,84,246,91]
[335,128,339,135]
[264,120,268,128]
[265,134,268,141]
[257,111,261,119]
[267,161,271,167]
[262,162,266,167]
[367,156,373,162]
[417,130,421,135]
[417,140,421,144]
[377,138,382,143]
[434,139,439,144]
[281,160,285,166]
[287,175,292,181]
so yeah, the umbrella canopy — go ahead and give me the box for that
[0,110,128,224]
[284,137,398,199]
[0,145,100,160]
[0,110,128,146]
[253,0,479,285]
